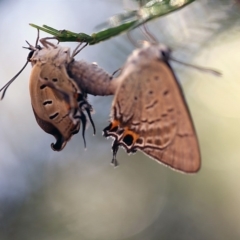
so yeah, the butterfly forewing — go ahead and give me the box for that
[39,63,80,114]
[104,43,200,173]
[29,63,80,151]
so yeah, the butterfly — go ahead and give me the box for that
[0,35,95,151]
[103,42,201,173]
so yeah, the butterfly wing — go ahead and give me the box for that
[39,63,81,118]
[29,63,80,151]
[104,50,200,173]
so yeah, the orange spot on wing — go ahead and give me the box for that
[109,120,120,130]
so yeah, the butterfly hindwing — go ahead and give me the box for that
[103,43,200,173]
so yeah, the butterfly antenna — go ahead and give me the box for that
[170,57,222,77]
[0,60,29,100]
[35,29,40,47]
[127,29,139,47]
[141,24,157,44]
[85,107,96,135]
[111,68,122,77]
[0,29,42,100]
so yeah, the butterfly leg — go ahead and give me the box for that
[111,139,119,167]
[78,111,87,148]
[79,96,96,135]
[85,106,96,135]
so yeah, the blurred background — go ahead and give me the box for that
[0,0,240,239]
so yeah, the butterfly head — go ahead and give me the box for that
[29,42,71,67]
[129,41,171,64]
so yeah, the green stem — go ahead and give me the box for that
[30,0,196,45]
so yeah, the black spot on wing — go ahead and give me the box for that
[49,112,59,120]
[122,134,134,146]
[146,100,158,110]
[43,100,53,106]
[131,121,140,126]
[40,85,47,90]
[148,118,161,124]
[111,126,118,132]
[163,90,169,95]
[155,139,161,145]
[136,138,143,144]
[147,139,153,144]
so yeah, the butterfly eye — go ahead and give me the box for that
[27,50,35,61]
[160,49,170,60]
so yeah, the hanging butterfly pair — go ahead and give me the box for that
[0,32,202,173]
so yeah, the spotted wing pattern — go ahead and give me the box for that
[29,41,95,150]
[103,43,200,173]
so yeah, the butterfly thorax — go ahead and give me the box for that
[30,43,71,68]
[125,42,171,68]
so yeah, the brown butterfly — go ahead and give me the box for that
[103,42,201,173]
[0,36,95,151]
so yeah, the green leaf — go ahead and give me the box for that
[30,0,196,45]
